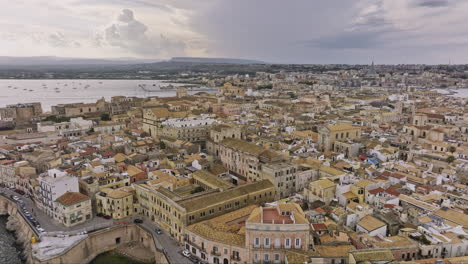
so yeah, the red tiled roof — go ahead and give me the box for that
[315,208,325,213]
[55,192,89,206]
[312,223,327,231]
[385,186,400,197]
[391,173,405,179]
[368,187,385,195]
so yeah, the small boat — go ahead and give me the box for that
[8,86,11,88]
[29,89,34,92]
[73,87,77,90]
[55,91,61,93]
[160,84,175,90]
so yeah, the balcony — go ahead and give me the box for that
[211,250,221,256]
[252,245,284,250]
[231,256,241,261]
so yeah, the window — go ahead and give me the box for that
[254,237,260,248]
[285,238,291,248]
[275,238,281,248]
[274,254,280,261]
[254,253,259,262]
[264,237,270,248]
[264,253,269,262]
[295,238,301,248]
[224,248,228,255]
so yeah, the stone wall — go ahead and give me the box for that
[34,224,168,264]
[0,195,169,264]
[0,195,38,263]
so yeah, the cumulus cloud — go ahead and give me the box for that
[2,0,468,63]
[99,9,186,57]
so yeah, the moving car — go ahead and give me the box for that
[155,228,162,235]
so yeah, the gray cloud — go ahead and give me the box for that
[48,32,81,48]
[311,31,385,50]
[416,0,450,7]
[3,0,468,63]
[101,9,185,57]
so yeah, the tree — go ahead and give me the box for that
[190,186,204,194]
[100,113,111,121]
[159,141,166,149]
[287,92,297,99]
[448,146,456,153]
[447,155,456,163]
[44,115,70,123]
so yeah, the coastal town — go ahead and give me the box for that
[0,64,467,264]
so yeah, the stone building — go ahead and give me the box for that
[135,179,275,243]
[318,124,362,152]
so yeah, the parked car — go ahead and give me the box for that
[103,215,111,220]
[12,196,20,201]
[14,189,25,195]
[133,219,143,224]
[181,250,191,258]
[189,256,199,263]
[37,227,45,233]
[96,213,103,217]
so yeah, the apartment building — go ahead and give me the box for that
[261,162,299,199]
[304,179,336,205]
[215,138,283,182]
[38,169,79,218]
[96,187,135,219]
[54,192,92,227]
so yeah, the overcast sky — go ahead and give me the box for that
[1,0,468,64]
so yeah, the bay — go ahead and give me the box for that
[0,79,213,111]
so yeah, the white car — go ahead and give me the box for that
[37,227,45,233]
[182,250,191,258]
[12,196,20,201]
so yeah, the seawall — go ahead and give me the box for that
[0,195,169,264]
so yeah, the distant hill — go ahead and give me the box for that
[0,56,161,66]
[170,57,266,64]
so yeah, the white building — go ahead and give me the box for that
[160,115,217,128]
[38,169,79,217]
[356,215,387,237]
[37,117,93,137]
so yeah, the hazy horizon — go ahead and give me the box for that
[2,0,468,64]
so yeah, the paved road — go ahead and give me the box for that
[140,219,192,264]
[1,187,193,264]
